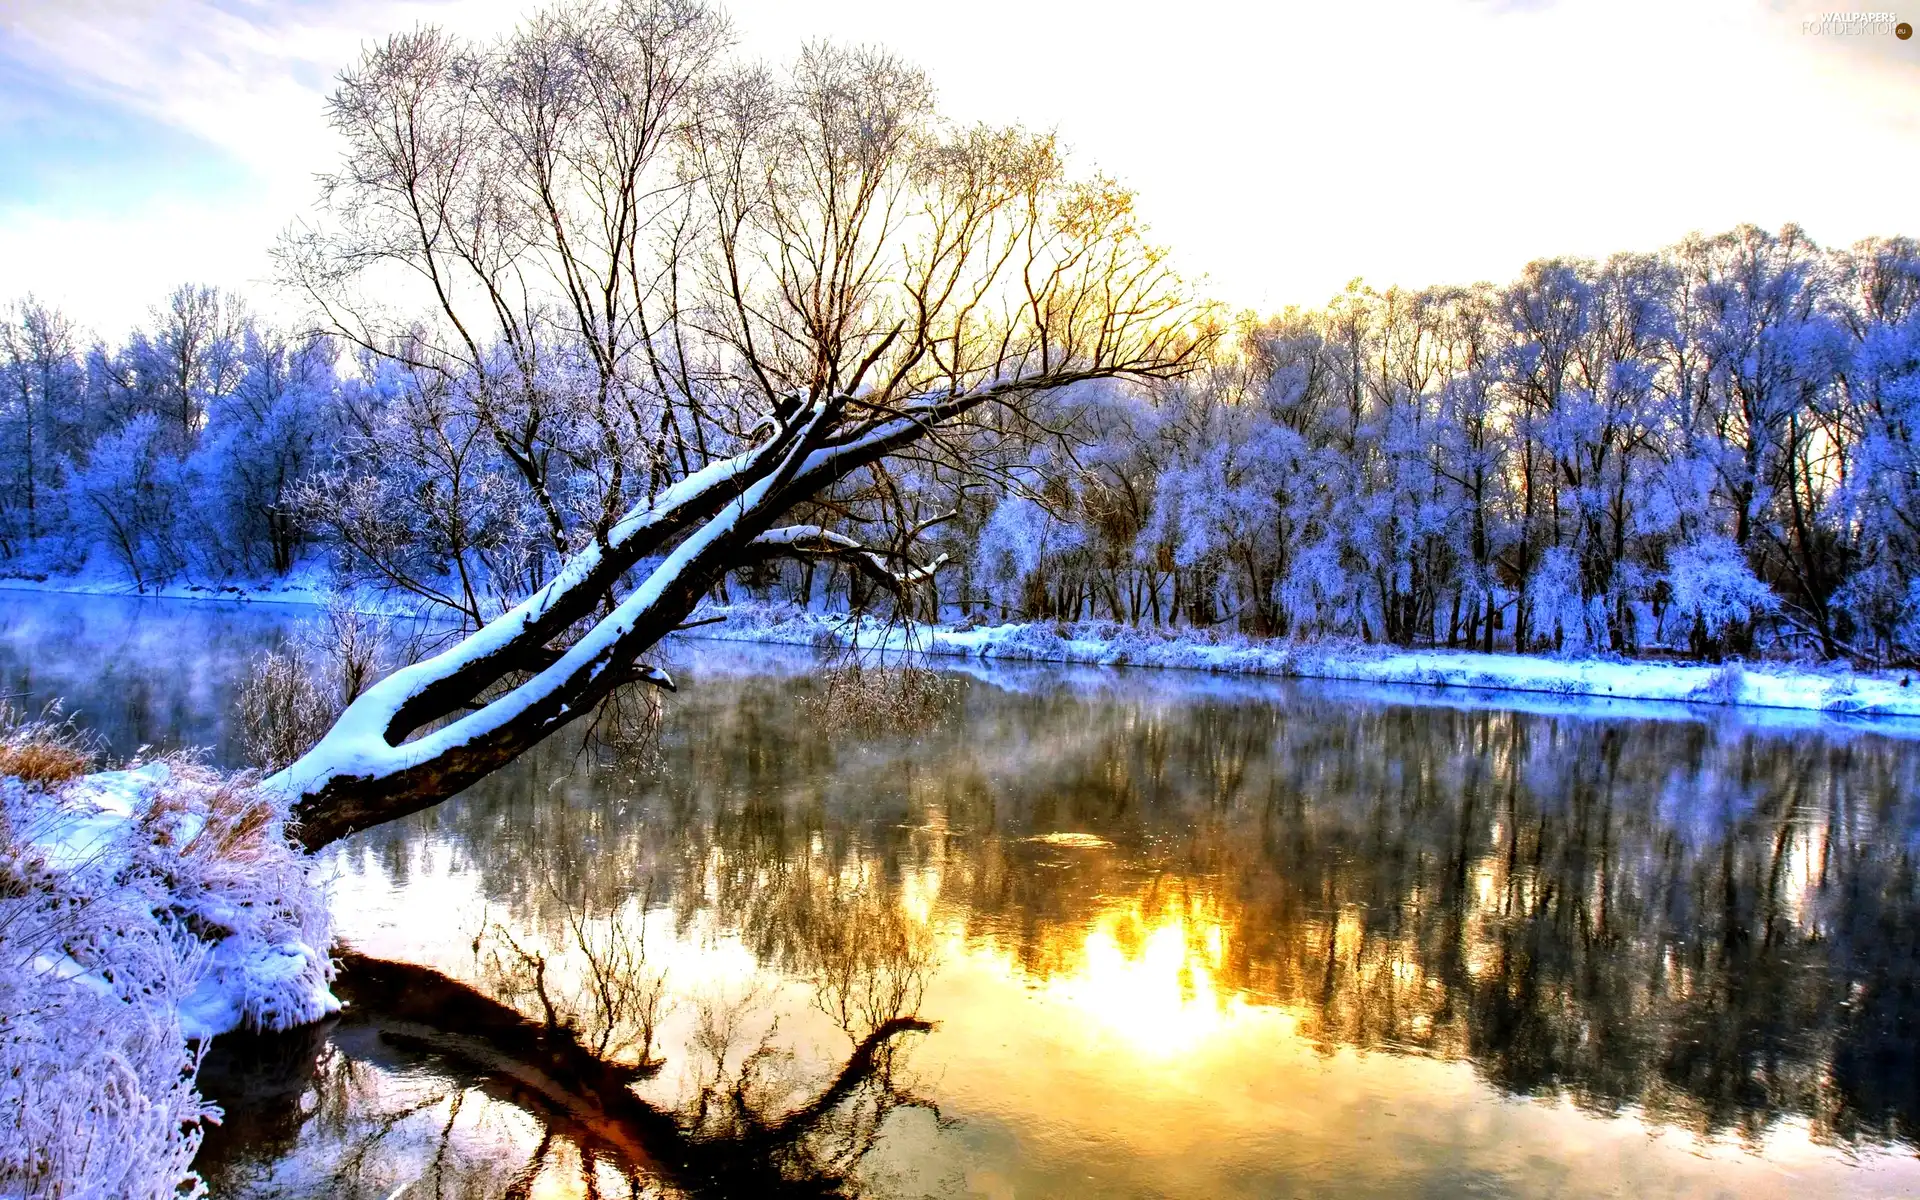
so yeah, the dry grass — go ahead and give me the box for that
[139,768,278,863]
[804,657,959,738]
[236,650,338,774]
[185,786,279,863]
[0,703,98,789]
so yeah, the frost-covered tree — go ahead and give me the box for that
[188,330,340,575]
[1685,226,1850,653]
[1832,237,1920,660]
[0,299,85,550]
[267,3,1207,846]
[64,414,190,588]
[1665,533,1780,655]
[8,135,1920,667]
[128,285,247,448]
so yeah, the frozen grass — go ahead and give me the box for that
[0,562,338,609]
[0,707,96,790]
[0,712,336,1199]
[688,603,1920,723]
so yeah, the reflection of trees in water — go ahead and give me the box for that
[340,671,1920,1151]
[197,881,938,1198]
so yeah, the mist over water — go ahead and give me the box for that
[5,592,1920,1198]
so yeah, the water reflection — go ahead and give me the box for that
[197,944,935,1199]
[4,594,1920,1197]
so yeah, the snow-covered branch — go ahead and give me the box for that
[745,525,950,593]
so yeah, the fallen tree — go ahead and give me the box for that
[267,0,1209,848]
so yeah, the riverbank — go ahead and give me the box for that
[689,602,1920,721]
[0,726,335,1198]
[0,567,336,609]
[6,577,1917,722]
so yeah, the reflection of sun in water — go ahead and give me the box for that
[899,864,942,926]
[1032,898,1288,1057]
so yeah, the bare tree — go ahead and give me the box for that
[0,298,83,544]
[269,1,1208,847]
[143,284,247,444]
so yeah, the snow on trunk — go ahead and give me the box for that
[269,388,992,849]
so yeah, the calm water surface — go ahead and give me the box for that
[5,592,1920,1198]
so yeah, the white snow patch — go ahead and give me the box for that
[6,763,339,1041]
[684,604,1920,725]
[2,757,339,1197]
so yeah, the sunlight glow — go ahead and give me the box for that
[1005,894,1294,1059]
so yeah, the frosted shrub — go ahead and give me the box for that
[1529,547,1598,652]
[0,877,214,1200]
[1667,536,1779,639]
[1280,540,1356,640]
[237,650,334,774]
[996,621,1071,661]
[238,598,410,772]
[1899,580,1920,653]
[1839,563,1920,661]
[0,725,336,1198]
[0,785,212,1197]
[62,413,191,590]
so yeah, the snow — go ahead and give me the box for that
[0,561,340,609]
[684,603,1920,725]
[2,757,340,1194]
[9,762,339,1040]
[32,762,171,871]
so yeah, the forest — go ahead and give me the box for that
[2,1,1920,692]
[6,223,1918,664]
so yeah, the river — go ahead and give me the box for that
[4,591,1919,1198]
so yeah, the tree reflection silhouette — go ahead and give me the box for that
[198,938,936,1198]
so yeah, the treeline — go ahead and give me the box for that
[0,286,335,584]
[955,225,1920,662]
[4,224,1919,662]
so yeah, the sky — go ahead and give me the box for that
[1,0,1917,335]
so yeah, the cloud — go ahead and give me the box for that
[0,62,247,213]
[1,0,532,176]
[3,0,1919,333]
[0,0,528,329]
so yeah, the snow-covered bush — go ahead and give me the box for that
[0,889,213,1199]
[1280,539,1357,640]
[62,413,190,590]
[1528,545,1603,653]
[1900,579,1920,653]
[0,715,336,1198]
[1666,536,1779,640]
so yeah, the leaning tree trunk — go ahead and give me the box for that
[269,387,981,850]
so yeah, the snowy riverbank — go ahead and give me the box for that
[0,566,337,609]
[5,578,1918,723]
[688,603,1920,722]
[0,749,334,1196]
